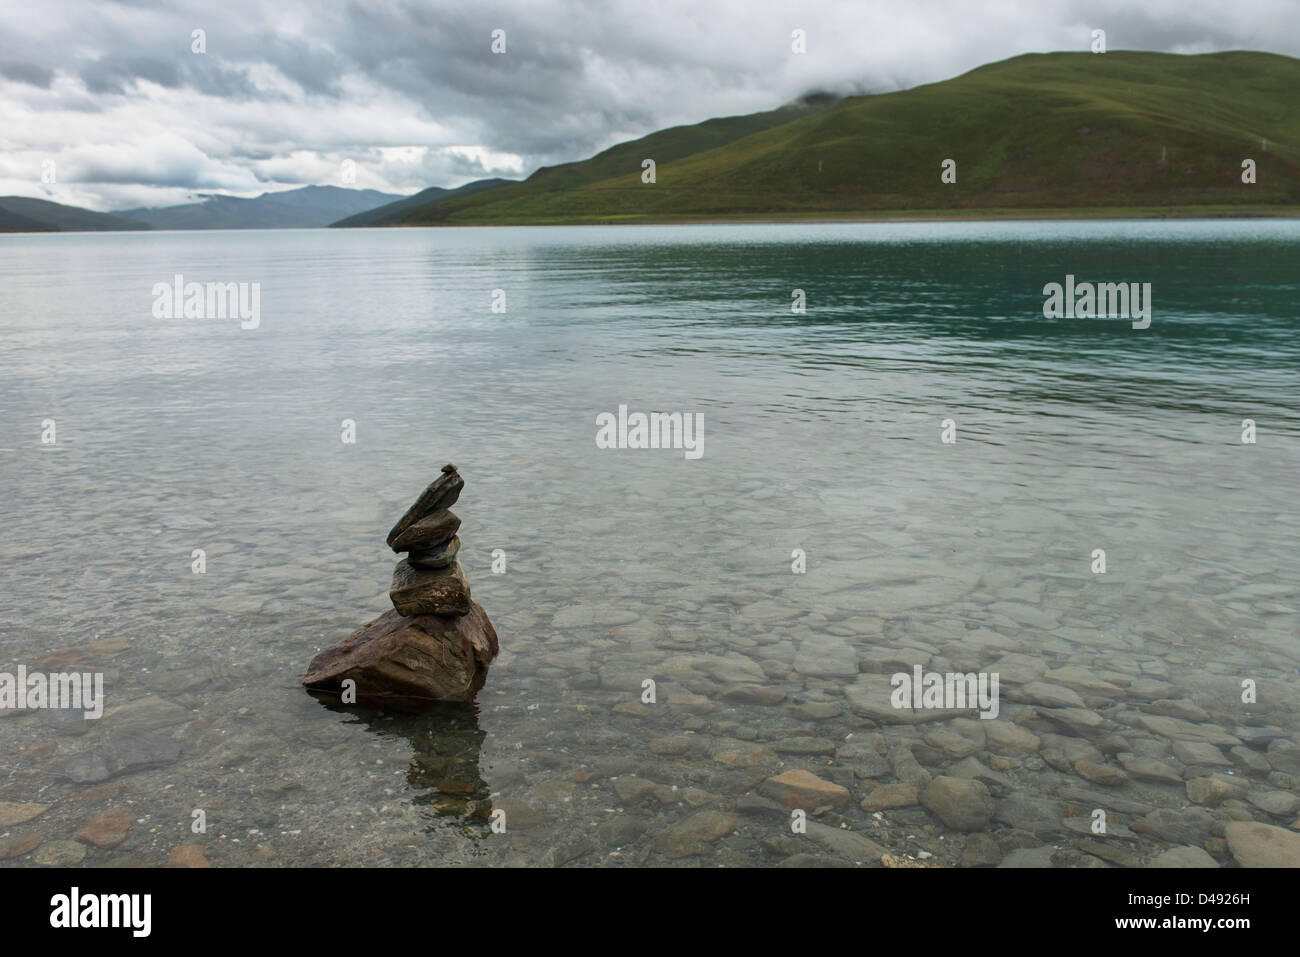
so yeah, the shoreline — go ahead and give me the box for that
[406,206,1300,228]
[5,206,1300,235]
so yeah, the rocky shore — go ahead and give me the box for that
[461,572,1300,868]
[2,472,1296,869]
[3,583,1297,869]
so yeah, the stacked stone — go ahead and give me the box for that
[302,463,498,709]
[386,463,471,616]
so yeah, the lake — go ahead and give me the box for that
[1,219,1297,867]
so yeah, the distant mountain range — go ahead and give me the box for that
[0,185,451,233]
[6,51,1297,234]
[0,183,523,233]
[117,185,404,229]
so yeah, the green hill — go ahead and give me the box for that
[330,178,516,227]
[398,51,1300,225]
[400,96,837,224]
[0,197,151,231]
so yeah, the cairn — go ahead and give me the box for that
[303,465,498,709]
[387,463,470,615]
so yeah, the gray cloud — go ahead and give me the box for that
[0,59,55,88]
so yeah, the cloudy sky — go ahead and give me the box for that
[1,0,1296,211]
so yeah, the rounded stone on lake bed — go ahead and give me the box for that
[1186,775,1247,806]
[920,776,993,832]
[1117,752,1184,783]
[1075,759,1128,787]
[760,769,851,809]
[1246,789,1300,816]
[33,840,86,866]
[861,782,919,811]
[0,802,51,827]
[76,806,134,848]
[1172,740,1232,767]
[961,833,1003,868]
[649,735,693,756]
[1225,821,1300,867]
[0,833,41,860]
[1149,845,1219,868]
[168,844,211,868]
[390,559,470,617]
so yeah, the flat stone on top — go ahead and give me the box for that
[386,466,463,549]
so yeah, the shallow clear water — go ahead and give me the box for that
[1,220,1297,867]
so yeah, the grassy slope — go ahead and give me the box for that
[400,100,833,224]
[404,51,1300,225]
[330,178,516,227]
[0,197,152,231]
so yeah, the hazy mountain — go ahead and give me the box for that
[118,185,403,229]
[0,206,56,232]
[0,196,151,232]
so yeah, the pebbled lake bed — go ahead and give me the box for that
[1,220,1298,867]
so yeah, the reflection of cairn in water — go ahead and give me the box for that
[403,707,490,822]
[313,696,490,826]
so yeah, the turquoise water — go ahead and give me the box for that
[0,220,1297,867]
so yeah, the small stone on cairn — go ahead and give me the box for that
[302,465,498,709]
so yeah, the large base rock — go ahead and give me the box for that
[302,603,498,709]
